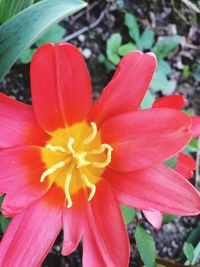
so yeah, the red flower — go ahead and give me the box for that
[0,43,200,267]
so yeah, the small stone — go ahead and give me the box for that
[78,34,85,42]
[82,48,92,59]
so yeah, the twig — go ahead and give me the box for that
[195,137,200,190]
[180,0,200,13]
[63,10,106,42]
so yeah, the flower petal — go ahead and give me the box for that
[30,42,92,132]
[89,51,157,126]
[101,108,192,172]
[82,180,130,267]
[0,146,48,216]
[104,164,200,215]
[152,95,186,109]
[191,116,200,137]
[175,152,196,179]
[0,190,62,267]
[62,191,85,256]
[143,209,163,229]
[0,94,49,148]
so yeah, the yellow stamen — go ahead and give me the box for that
[65,173,73,208]
[83,122,97,144]
[67,137,76,154]
[90,144,112,155]
[40,161,66,182]
[45,144,65,153]
[92,144,113,168]
[81,174,96,201]
[75,151,90,168]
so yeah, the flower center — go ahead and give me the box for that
[40,122,113,208]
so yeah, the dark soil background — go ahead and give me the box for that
[1,0,200,266]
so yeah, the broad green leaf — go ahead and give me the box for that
[164,157,177,169]
[124,13,140,43]
[192,63,200,82]
[0,0,87,80]
[152,36,180,60]
[118,42,136,56]
[0,0,34,24]
[187,138,198,152]
[36,24,66,46]
[183,242,194,264]
[150,71,176,94]
[121,205,135,224]
[135,224,156,267]
[0,195,4,206]
[0,215,10,233]
[20,47,36,64]
[106,33,122,65]
[157,60,172,75]
[138,28,155,50]
[140,90,155,109]
[191,241,200,264]
[163,214,177,224]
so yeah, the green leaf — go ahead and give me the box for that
[157,60,172,75]
[187,138,198,152]
[152,36,180,60]
[150,71,176,94]
[135,224,156,267]
[121,205,135,224]
[140,90,155,109]
[0,0,34,24]
[0,215,10,233]
[164,157,177,169]
[106,33,122,65]
[183,242,194,264]
[118,42,136,56]
[138,28,155,50]
[124,13,140,43]
[0,0,87,80]
[36,24,66,46]
[192,63,200,82]
[163,214,177,224]
[20,47,36,64]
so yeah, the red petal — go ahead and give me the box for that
[82,180,130,267]
[89,51,157,126]
[0,94,49,148]
[0,146,48,216]
[0,191,62,267]
[104,164,200,215]
[101,108,192,172]
[62,191,85,256]
[152,95,186,109]
[30,43,92,132]
[143,209,163,229]
[191,116,200,137]
[175,152,196,179]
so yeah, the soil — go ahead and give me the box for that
[0,0,200,266]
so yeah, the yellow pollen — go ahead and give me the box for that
[92,145,113,168]
[83,122,97,144]
[45,144,66,153]
[40,161,66,182]
[65,173,73,208]
[81,174,96,201]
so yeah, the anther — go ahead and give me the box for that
[45,144,65,153]
[40,161,66,182]
[83,122,97,144]
[65,173,73,208]
[92,145,113,168]
[81,174,96,201]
